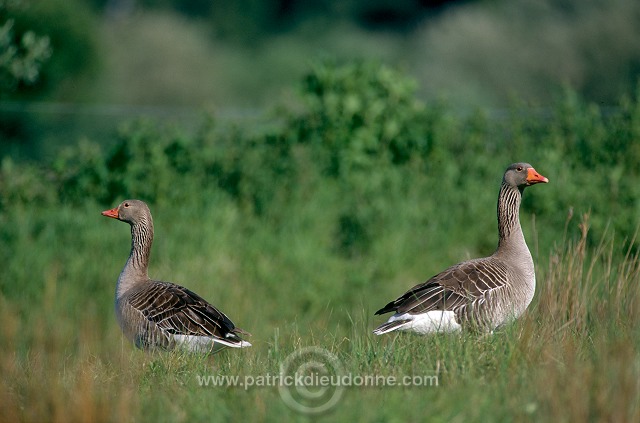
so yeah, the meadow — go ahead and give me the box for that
[1,62,640,421]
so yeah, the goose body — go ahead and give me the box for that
[373,163,548,335]
[102,199,251,353]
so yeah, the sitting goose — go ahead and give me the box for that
[373,163,548,335]
[102,199,251,353]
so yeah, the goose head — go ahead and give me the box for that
[101,199,152,225]
[503,162,549,189]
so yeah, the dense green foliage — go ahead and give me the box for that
[5,0,640,161]
[4,62,640,252]
[0,15,50,94]
[2,0,99,98]
[1,62,640,421]
[1,0,100,159]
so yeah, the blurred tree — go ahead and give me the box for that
[0,0,51,96]
[1,0,100,160]
[8,0,100,99]
[349,0,463,29]
[204,0,468,41]
[100,0,471,43]
[208,0,280,42]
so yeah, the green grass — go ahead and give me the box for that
[2,56,640,422]
[0,57,640,422]
[1,197,639,421]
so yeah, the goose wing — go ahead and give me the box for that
[375,258,509,316]
[127,281,250,344]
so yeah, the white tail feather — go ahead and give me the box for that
[374,311,462,335]
[172,334,252,352]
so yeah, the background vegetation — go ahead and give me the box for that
[1,0,640,421]
[2,60,640,421]
[3,0,640,160]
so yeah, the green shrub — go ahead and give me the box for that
[0,156,54,211]
[291,60,430,175]
[204,128,297,218]
[3,61,640,258]
[283,61,436,254]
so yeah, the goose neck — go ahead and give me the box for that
[117,218,153,297]
[496,182,525,252]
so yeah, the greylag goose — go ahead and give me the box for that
[373,163,548,335]
[102,199,251,353]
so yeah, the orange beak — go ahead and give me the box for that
[101,207,119,219]
[526,167,549,185]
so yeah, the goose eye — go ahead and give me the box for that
[124,202,130,208]
[516,167,523,172]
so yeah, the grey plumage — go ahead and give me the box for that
[102,199,251,353]
[373,163,549,335]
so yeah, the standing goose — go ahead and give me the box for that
[102,199,251,353]
[373,163,548,335]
